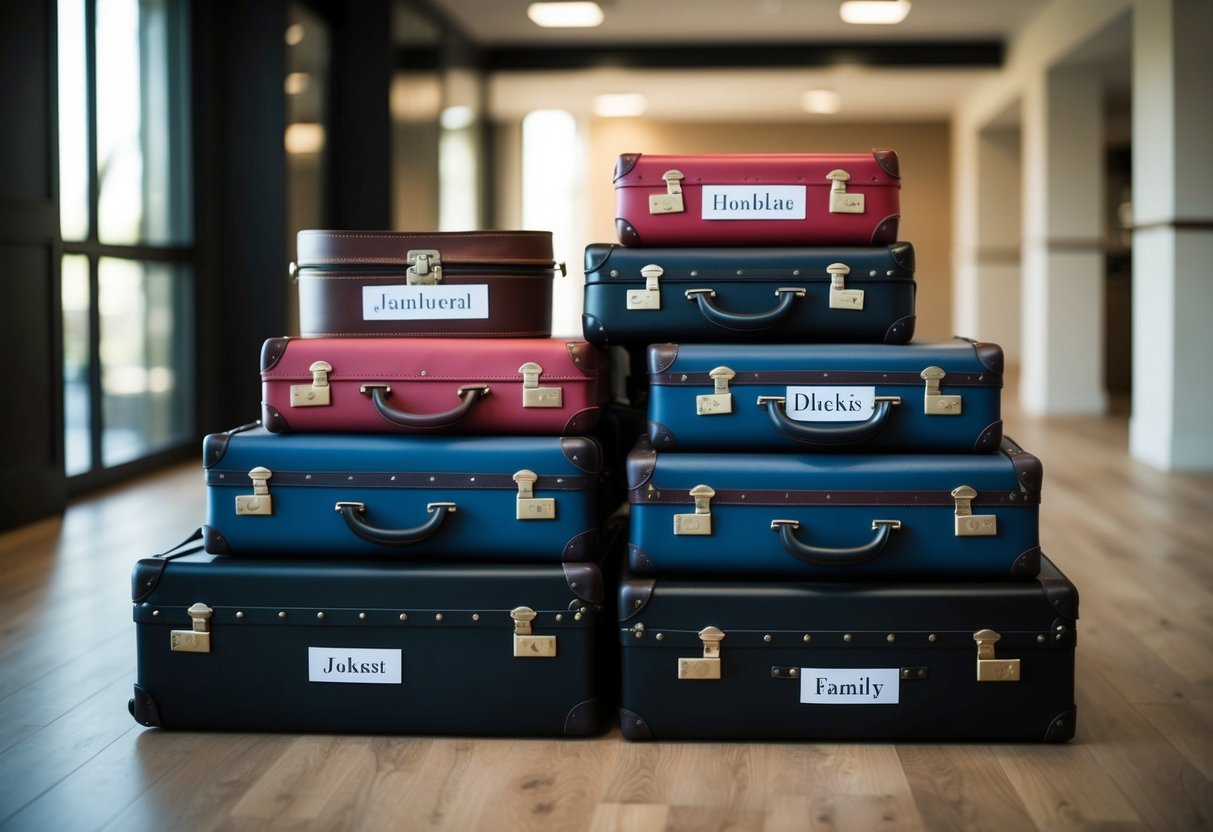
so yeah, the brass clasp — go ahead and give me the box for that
[696,366,735,416]
[827,169,865,214]
[921,366,962,416]
[406,249,442,284]
[649,170,685,214]
[519,362,562,408]
[170,603,213,653]
[514,469,556,521]
[512,606,557,657]
[827,262,864,310]
[235,467,273,516]
[974,629,1021,682]
[678,626,725,679]
[290,360,333,407]
[674,484,715,536]
[627,263,663,310]
[952,485,997,536]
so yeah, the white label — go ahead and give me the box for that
[362,284,489,321]
[308,647,402,684]
[785,386,875,422]
[701,186,806,220]
[800,668,900,704]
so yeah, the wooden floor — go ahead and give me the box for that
[2,402,1212,832]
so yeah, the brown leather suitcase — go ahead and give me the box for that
[294,230,564,338]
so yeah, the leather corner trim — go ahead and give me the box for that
[202,525,230,555]
[260,336,291,373]
[871,215,900,245]
[618,708,653,741]
[131,557,169,603]
[563,407,602,436]
[129,684,162,727]
[261,403,289,434]
[873,148,900,179]
[627,544,655,575]
[562,560,603,604]
[1010,546,1042,577]
[615,153,640,181]
[883,315,916,345]
[646,343,679,374]
[583,243,615,274]
[616,218,641,247]
[974,341,1005,375]
[646,422,677,451]
[563,698,605,737]
[626,436,657,490]
[1040,565,1080,622]
[619,576,655,621]
[974,420,1003,452]
[1043,707,1077,743]
[560,436,603,474]
[582,313,609,346]
[1002,437,1044,493]
[888,240,915,271]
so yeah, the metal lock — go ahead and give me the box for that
[235,467,273,516]
[290,360,333,407]
[921,366,963,416]
[674,484,715,536]
[626,264,663,310]
[952,485,997,537]
[649,169,685,214]
[519,362,562,408]
[511,606,557,658]
[678,626,725,680]
[974,629,1021,682]
[406,249,442,285]
[513,469,556,521]
[827,262,865,310]
[696,366,735,416]
[826,169,865,214]
[170,603,214,653]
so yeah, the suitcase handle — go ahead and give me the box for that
[770,518,901,566]
[684,287,805,331]
[757,395,901,445]
[361,383,490,429]
[335,501,456,546]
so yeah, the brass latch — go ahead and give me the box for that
[952,485,997,537]
[674,485,715,536]
[826,169,865,214]
[519,362,563,408]
[649,170,685,214]
[514,469,556,520]
[235,467,273,516]
[512,606,557,657]
[678,626,725,679]
[627,264,663,310]
[406,249,442,285]
[290,360,333,407]
[696,366,735,416]
[974,629,1020,682]
[170,603,213,653]
[921,366,962,416]
[827,262,865,310]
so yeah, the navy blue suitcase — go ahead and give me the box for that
[627,435,1041,579]
[130,538,607,736]
[646,339,1003,453]
[618,554,1077,742]
[581,242,915,346]
[202,423,603,560]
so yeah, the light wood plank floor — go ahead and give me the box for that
[2,400,1212,831]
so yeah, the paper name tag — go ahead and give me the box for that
[800,668,900,704]
[784,386,875,422]
[363,285,489,321]
[308,647,402,684]
[701,186,806,220]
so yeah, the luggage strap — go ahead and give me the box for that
[629,486,1037,507]
[649,369,996,387]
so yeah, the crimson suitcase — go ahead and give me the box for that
[618,553,1077,742]
[614,151,900,248]
[294,229,563,338]
[203,423,603,561]
[130,538,606,736]
[261,336,608,435]
[627,435,1041,579]
[646,339,1002,453]
[582,242,916,346]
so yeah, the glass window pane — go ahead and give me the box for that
[62,255,92,476]
[96,0,192,246]
[98,257,193,467]
[58,0,90,241]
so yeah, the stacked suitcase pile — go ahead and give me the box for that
[585,151,1079,742]
[130,230,620,737]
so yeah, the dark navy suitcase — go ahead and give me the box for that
[619,554,1077,742]
[627,435,1041,579]
[203,423,603,560]
[130,540,606,736]
[581,242,915,346]
[646,338,1003,453]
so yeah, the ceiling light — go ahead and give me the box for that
[839,0,911,25]
[593,93,647,118]
[527,2,604,28]
[802,89,841,114]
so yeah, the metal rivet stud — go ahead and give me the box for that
[1037,634,1047,643]
[886,634,896,643]
[152,610,160,617]
[472,613,480,621]
[763,634,773,643]
[435,613,444,622]
[928,633,938,642]
[843,634,853,643]
[316,612,325,620]
[655,633,664,641]
[358,612,367,621]
[278,611,287,619]
[555,614,563,622]
[574,612,583,621]
[803,634,812,644]
[235,611,245,620]
[399,613,408,622]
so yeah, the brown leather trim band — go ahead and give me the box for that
[649,370,999,387]
[207,470,596,491]
[628,486,1037,507]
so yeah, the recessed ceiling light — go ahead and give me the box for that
[527,2,605,28]
[802,89,841,114]
[593,93,648,118]
[839,0,911,25]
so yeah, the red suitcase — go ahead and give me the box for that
[261,336,609,435]
[614,151,900,248]
[294,230,564,338]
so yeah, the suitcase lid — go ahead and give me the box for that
[614,150,901,187]
[646,338,1001,388]
[583,241,914,285]
[295,229,560,271]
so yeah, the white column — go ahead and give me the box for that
[972,126,1022,364]
[1129,0,1213,470]
[1019,65,1107,415]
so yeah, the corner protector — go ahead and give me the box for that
[615,218,641,247]
[870,215,900,245]
[888,240,915,270]
[1010,546,1042,577]
[614,153,640,181]
[618,708,653,740]
[619,576,655,621]
[261,403,289,434]
[201,525,230,555]
[627,544,655,575]
[646,343,680,374]
[561,547,603,603]
[561,435,604,474]
[1044,706,1077,743]
[564,698,606,737]
[260,336,291,373]
[974,420,1003,452]
[883,315,916,345]
[129,684,162,727]
[873,148,900,179]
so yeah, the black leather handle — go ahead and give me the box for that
[335,501,456,546]
[771,518,900,566]
[684,287,804,331]
[757,396,900,445]
[361,384,489,429]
